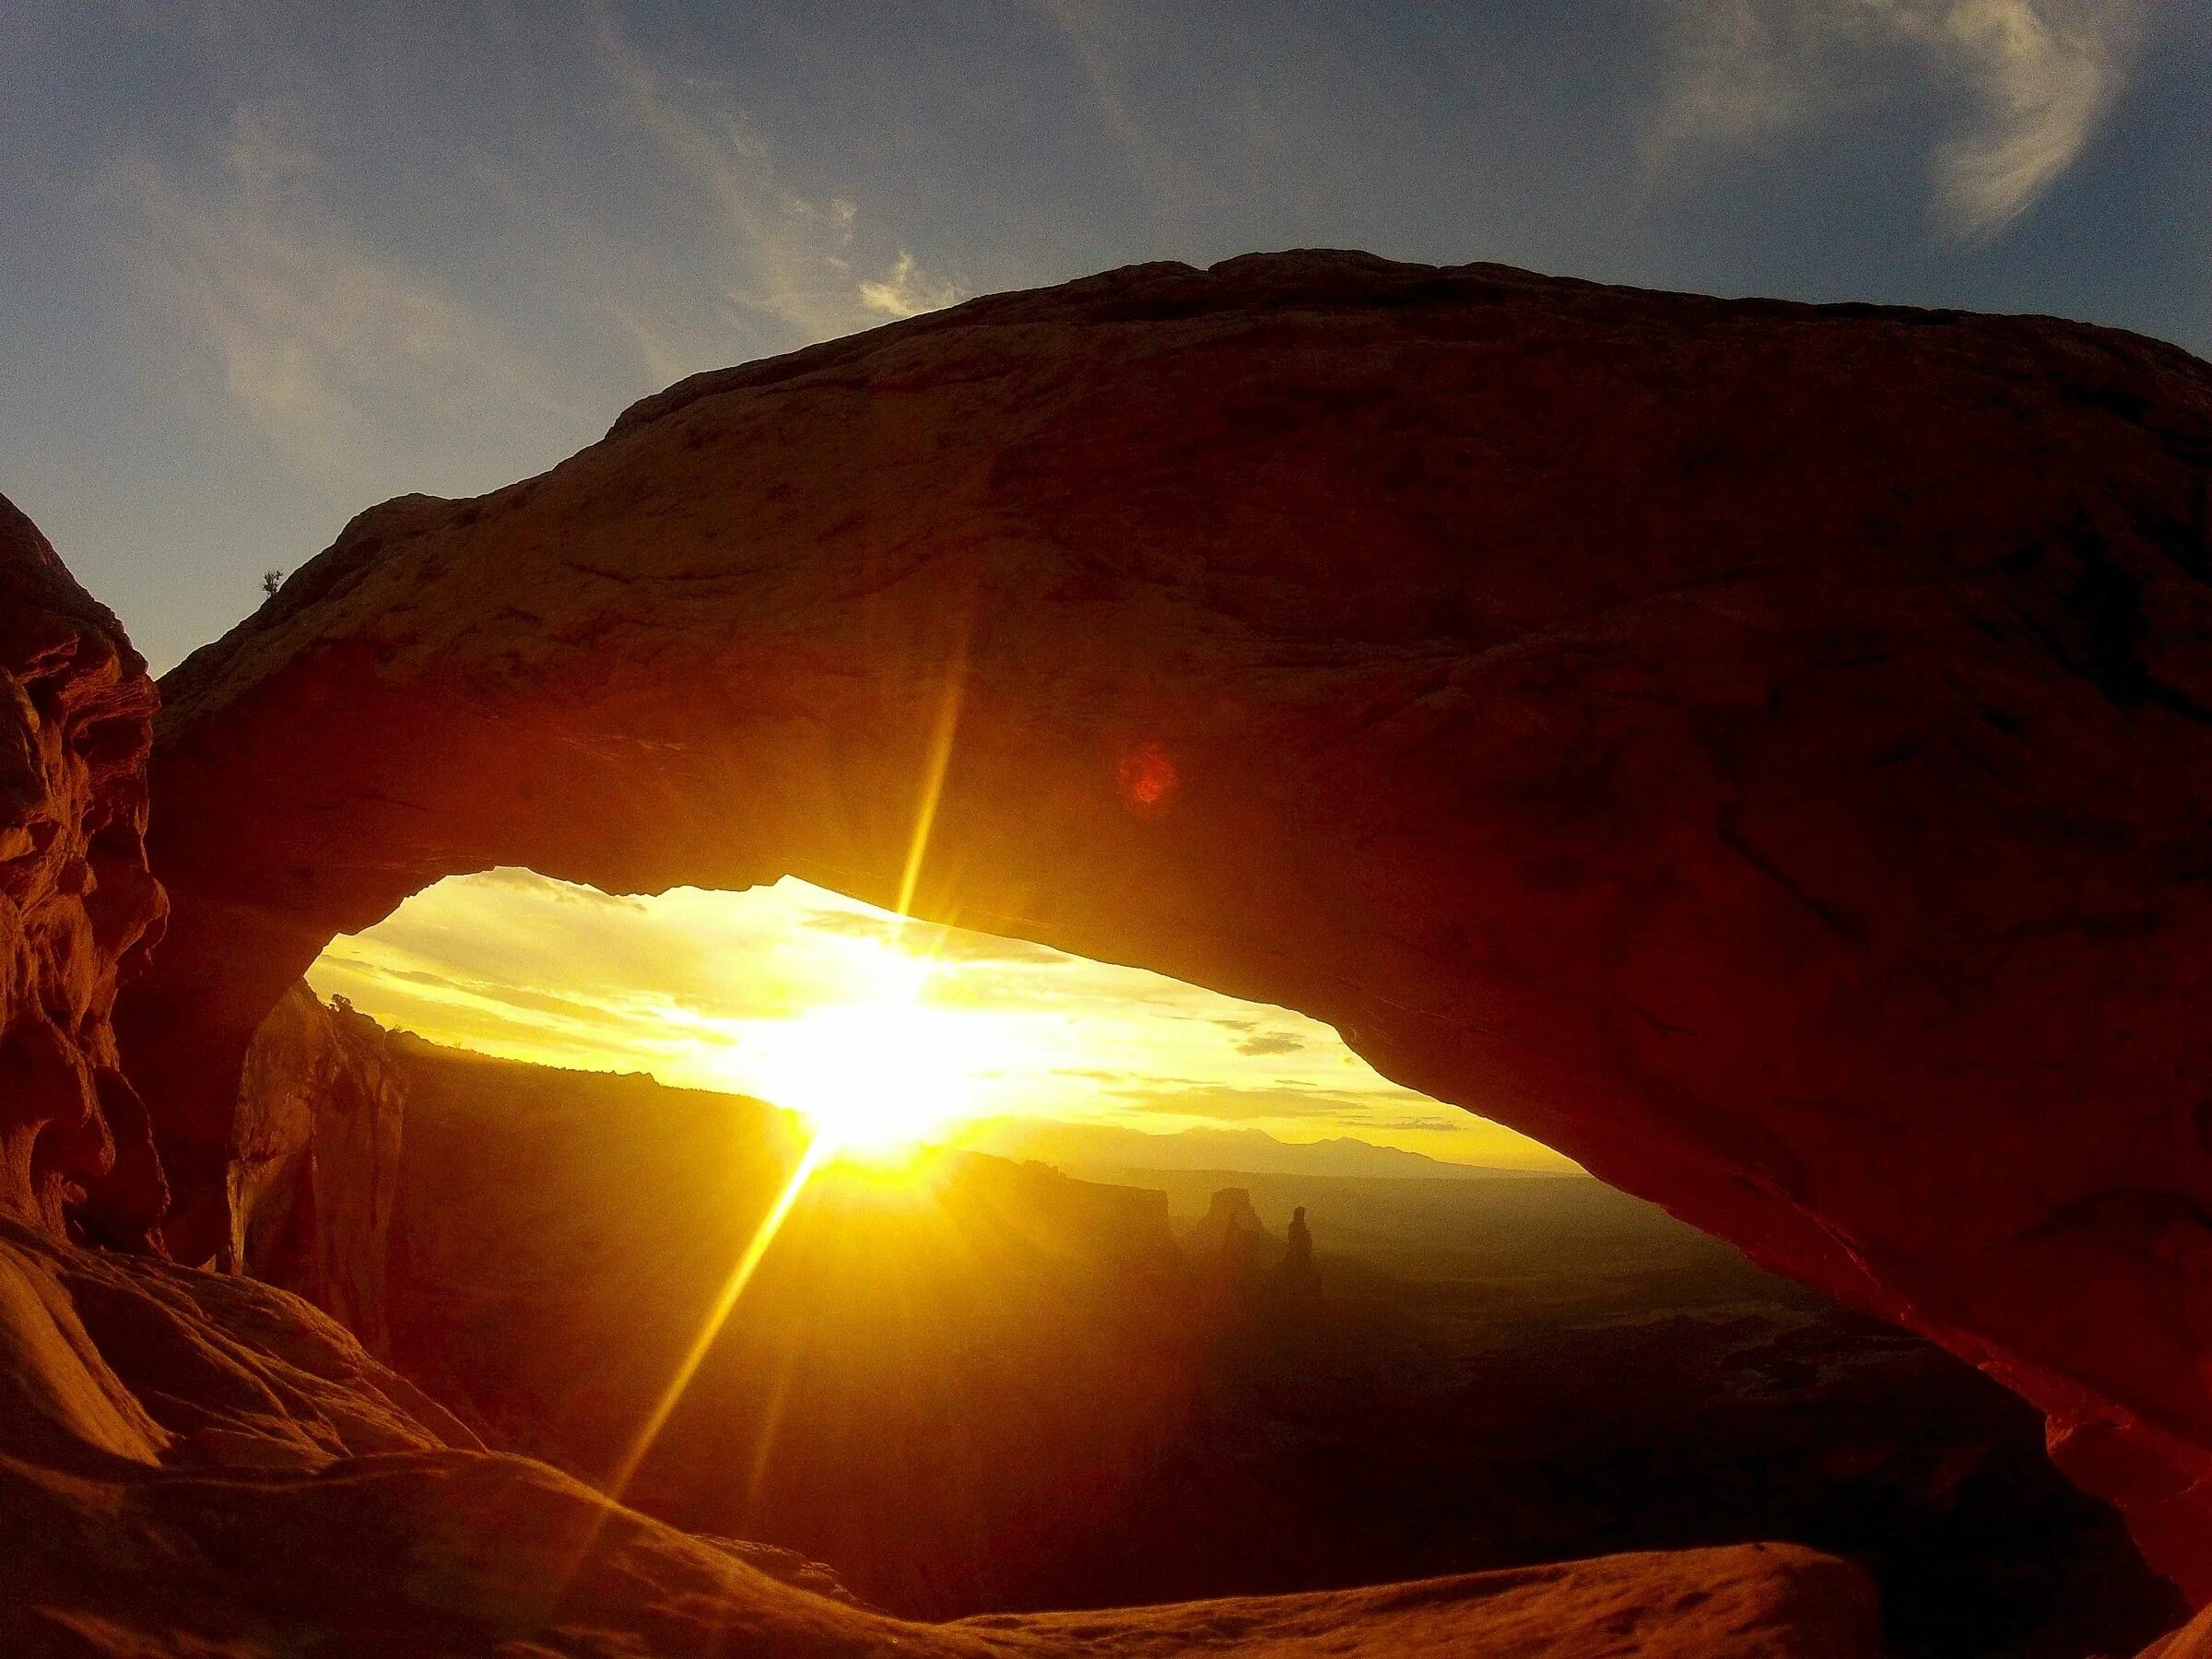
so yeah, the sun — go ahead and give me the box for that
[747,943,979,1160]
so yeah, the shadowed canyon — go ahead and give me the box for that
[6,252,2212,1655]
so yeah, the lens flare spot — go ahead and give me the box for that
[1115,743,1179,814]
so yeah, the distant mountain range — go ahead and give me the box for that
[963,1120,1560,1182]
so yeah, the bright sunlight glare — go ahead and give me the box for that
[307,871,1574,1172]
[741,936,981,1159]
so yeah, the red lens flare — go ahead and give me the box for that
[1115,743,1179,814]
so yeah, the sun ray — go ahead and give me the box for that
[593,622,982,1519]
[603,1133,834,1504]
[895,619,971,922]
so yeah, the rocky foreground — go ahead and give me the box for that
[220,1012,2175,1653]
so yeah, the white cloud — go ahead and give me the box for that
[858,252,964,320]
[1922,0,2147,241]
[591,20,856,341]
[1652,0,2148,242]
[591,17,957,346]
[1648,0,1820,154]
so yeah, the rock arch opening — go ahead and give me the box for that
[302,867,1559,1173]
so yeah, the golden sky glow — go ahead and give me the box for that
[306,869,1572,1171]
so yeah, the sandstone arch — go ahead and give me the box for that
[118,252,2212,1589]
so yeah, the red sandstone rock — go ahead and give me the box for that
[2145,1602,2212,1658]
[119,252,2212,1590]
[0,496,165,1247]
[964,1546,1882,1657]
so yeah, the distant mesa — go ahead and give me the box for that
[1185,1185,1277,1268]
[976,1120,1563,1182]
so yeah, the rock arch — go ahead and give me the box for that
[118,252,2212,1590]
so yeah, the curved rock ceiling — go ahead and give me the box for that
[118,251,2212,1590]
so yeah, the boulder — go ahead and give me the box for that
[115,252,2212,1588]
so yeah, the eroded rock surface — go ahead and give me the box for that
[0,496,165,1247]
[120,253,2212,1587]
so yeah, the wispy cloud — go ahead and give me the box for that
[1922,0,2147,241]
[588,17,864,342]
[1034,0,1172,212]
[102,9,962,498]
[1652,0,2148,241]
[591,14,959,342]
[858,252,964,319]
[1649,0,1819,152]
[111,106,569,477]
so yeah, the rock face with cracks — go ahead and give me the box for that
[0,495,165,1248]
[118,252,2212,1591]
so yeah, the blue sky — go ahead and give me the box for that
[5,1,2208,670]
